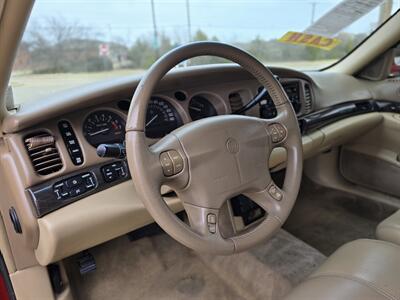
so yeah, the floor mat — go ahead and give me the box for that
[283,178,397,256]
[65,229,325,300]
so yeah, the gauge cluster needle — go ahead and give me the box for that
[189,106,202,112]
[89,128,110,136]
[145,114,159,128]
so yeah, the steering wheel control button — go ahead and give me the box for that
[207,213,216,224]
[268,185,283,201]
[168,150,184,174]
[268,123,287,143]
[208,224,216,234]
[207,213,217,234]
[160,152,174,176]
[160,150,184,176]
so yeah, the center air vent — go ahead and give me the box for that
[303,83,313,114]
[24,132,63,176]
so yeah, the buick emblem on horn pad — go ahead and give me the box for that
[226,137,240,154]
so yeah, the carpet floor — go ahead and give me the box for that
[64,177,398,299]
[284,178,397,256]
[65,229,325,300]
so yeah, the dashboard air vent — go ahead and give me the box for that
[228,92,243,113]
[303,83,313,114]
[24,132,63,176]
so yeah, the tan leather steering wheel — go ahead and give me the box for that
[126,42,303,254]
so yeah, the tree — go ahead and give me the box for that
[29,18,85,72]
[127,38,156,69]
[187,30,228,66]
[127,33,176,69]
[192,30,208,41]
[26,17,114,73]
[20,18,366,73]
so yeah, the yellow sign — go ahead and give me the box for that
[278,31,341,51]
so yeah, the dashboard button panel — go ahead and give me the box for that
[58,120,84,165]
[101,161,128,182]
[28,160,130,217]
[53,172,97,200]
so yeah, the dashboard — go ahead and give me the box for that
[8,64,399,220]
[5,64,400,266]
[17,74,314,218]
[21,70,400,220]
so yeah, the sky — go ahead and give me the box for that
[25,0,400,45]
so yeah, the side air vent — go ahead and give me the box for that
[303,83,313,114]
[24,132,63,176]
[228,92,243,113]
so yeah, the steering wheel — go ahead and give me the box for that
[126,42,302,254]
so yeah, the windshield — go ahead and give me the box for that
[11,0,400,105]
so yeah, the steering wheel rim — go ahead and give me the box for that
[126,41,303,254]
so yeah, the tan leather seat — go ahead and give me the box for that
[376,210,400,246]
[284,239,400,300]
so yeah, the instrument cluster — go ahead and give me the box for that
[82,78,309,145]
[82,93,221,145]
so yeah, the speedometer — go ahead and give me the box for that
[83,110,126,147]
[145,97,183,139]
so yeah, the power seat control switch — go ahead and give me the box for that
[268,123,287,143]
[160,150,184,177]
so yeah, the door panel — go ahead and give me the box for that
[340,113,400,197]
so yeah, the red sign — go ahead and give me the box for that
[98,43,110,56]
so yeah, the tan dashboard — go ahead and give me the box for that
[0,64,396,267]
[4,68,313,220]
[32,112,383,265]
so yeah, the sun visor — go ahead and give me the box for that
[305,0,385,37]
[278,0,387,51]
